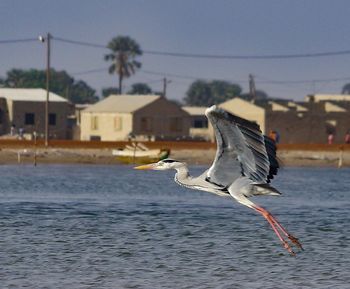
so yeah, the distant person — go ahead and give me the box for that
[269,130,277,143]
[10,124,16,136]
[345,131,350,144]
[18,127,24,139]
[328,133,334,145]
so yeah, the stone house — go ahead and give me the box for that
[0,88,71,139]
[217,96,350,144]
[182,106,210,141]
[80,94,191,141]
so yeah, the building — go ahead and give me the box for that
[219,98,267,134]
[306,94,350,103]
[0,88,71,139]
[215,96,350,144]
[303,94,350,143]
[80,94,190,141]
[182,106,210,140]
[69,104,91,140]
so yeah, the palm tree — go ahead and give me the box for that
[104,36,142,94]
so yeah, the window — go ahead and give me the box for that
[91,116,98,130]
[114,116,123,131]
[90,135,101,141]
[25,113,35,125]
[49,113,56,126]
[170,117,183,132]
[140,117,153,132]
[193,119,208,128]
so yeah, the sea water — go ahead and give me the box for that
[0,164,349,288]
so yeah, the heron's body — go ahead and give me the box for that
[135,105,303,255]
[174,167,229,196]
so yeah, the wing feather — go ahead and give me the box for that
[205,105,278,187]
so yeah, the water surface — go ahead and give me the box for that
[0,165,349,288]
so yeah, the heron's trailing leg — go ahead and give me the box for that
[229,193,301,255]
[266,211,303,251]
[254,205,303,254]
[263,212,295,255]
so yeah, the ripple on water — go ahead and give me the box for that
[0,165,350,288]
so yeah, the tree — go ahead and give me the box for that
[3,68,98,104]
[183,80,212,106]
[184,80,242,106]
[69,80,98,104]
[210,80,242,104]
[342,83,350,94]
[104,36,142,94]
[5,69,27,87]
[128,83,152,95]
[102,87,119,98]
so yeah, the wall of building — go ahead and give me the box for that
[133,97,191,140]
[219,98,266,133]
[0,98,10,135]
[185,115,209,141]
[266,103,350,144]
[323,112,350,143]
[266,111,317,143]
[11,101,70,139]
[80,112,133,141]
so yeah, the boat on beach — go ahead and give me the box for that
[112,143,170,164]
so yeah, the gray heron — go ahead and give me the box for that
[135,105,303,255]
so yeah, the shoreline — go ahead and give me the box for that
[0,147,349,167]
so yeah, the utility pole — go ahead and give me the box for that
[249,74,256,102]
[163,78,171,98]
[39,33,51,147]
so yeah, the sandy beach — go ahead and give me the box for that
[1,146,349,167]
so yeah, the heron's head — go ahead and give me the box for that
[134,159,185,171]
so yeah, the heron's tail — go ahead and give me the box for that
[252,183,281,196]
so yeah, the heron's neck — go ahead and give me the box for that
[174,164,191,186]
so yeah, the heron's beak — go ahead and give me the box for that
[134,163,157,170]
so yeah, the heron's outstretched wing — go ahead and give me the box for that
[205,105,276,188]
[263,135,279,183]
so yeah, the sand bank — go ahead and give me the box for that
[0,147,349,167]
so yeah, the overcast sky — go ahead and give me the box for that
[1,0,350,102]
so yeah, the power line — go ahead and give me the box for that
[140,69,247,83]
[255,75,350,84]
[70,65,350,87]
[53,36,106,49]
[0,38,38,44]
[142,69,350,85]
[3,35,350,62]
[51,35,350,60]
[144,49,350,60]
[70,66,201,81]
[141,69,199,80]
[72,67,107,76]
[4,35,350,61]
[1,34,346,86]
